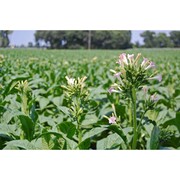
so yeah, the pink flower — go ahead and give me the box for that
[114,72,121,78]
[141,58,148,67]
[150,94,159,102]
[108,116,116,124]
[145,61,156,70]
[127,54,134,64]
[108,87,114,94]
[108,86,121,94]
[142,86,148,94]
[118,53,128,65]
[148,75,162,82]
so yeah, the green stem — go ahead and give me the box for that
[132,86,137,149]
[78,124,82,146]
[77,116,82,149]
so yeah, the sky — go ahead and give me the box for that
[8,30,171,46]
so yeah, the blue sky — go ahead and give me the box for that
[8,30,171,46]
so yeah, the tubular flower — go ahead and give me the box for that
[109,53,161,96]
[148,74,162,82]
[108,87,121,94]
[150,94,159,102]
[141,58,149,67]
[118,53,128,65]
[114,72,121,78]
[145,61,156,70]
[127,54,134,64]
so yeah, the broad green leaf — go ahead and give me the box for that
[97,133,123,150]
[57,106,70,116]
[162,112,180,132]
[39,97,50,110]
[2,109,22,123]
[82,127,106,141]
[108,124,127,144]
[18,115,34,141]
[58,121,76,139]
[4,140,38,150]
[79,138,91,150]
[0,124,17,137]
[81,114,98,126]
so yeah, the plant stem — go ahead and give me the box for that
[77,116,82,149]
[132,86,137,149]
[78,124,82,146]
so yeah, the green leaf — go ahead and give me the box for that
[79,138,91,150]
[81,114,98,126]
[18,115,34,141]
[0,124,18,137]
[30,104,38,123]
[108,124,127,144]
[150,126,160,150]
[57,106,70,116]
[97,133,123,150]
[162,112,180,132]
[39,97,50,110]
[146,110,159,121]
[58,122,76,139]
[4,140,38,150]
[3,75,29,96]
[2,109,22,123]
[82,127,106,141]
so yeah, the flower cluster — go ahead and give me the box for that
[61,76,89,99]
[109,53,162,95]
[61,76,89,119]
[15,80,31,94]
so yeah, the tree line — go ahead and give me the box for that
[0,30,180,49]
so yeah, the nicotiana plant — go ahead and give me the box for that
[61,76,90,149]
[108,53,162,149]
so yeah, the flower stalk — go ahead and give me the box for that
[131,86,137,149]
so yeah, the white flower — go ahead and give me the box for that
[65,76,75,85]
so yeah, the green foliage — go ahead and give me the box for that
[0,48,179,149]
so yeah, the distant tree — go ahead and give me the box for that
[135,41,141,48]
[170,31,180,47]
[28,42,33,48]
[140,31,156,48]
[154,33,172,47]
[91,31,132,49]
[35,31,68,49]
[0,31,13,47]
[34,30,132,49]
[65,31,88,49]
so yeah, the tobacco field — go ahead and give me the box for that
[0,48,179,150]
